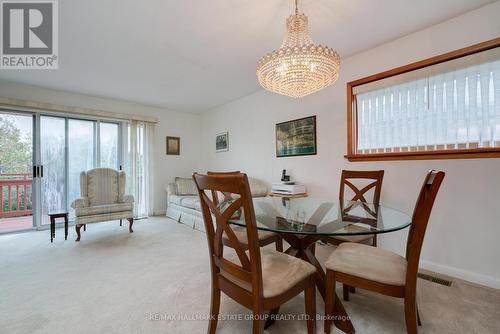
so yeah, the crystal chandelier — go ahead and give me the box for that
[256,0,340,98]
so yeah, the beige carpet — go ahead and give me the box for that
[1,217,499,334]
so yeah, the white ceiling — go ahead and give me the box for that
[0,0,495,112]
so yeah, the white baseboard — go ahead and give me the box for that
[152,210,167,216]
[420,260,500,289]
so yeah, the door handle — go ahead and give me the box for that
[33,166,37,178]
[40,165,43,178]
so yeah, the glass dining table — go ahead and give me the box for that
[228,196,412,333]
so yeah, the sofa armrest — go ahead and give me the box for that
[248,178,268,197]
[71,197,88,209]
[167,183,177,198]
[121,194,134,204]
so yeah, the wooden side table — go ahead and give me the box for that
[48,212,69,243]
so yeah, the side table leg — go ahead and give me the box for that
[64,215,68,240]
[50,218,54,243]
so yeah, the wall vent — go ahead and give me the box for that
[417,272,453,287]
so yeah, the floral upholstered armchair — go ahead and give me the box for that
[71,168,134,241]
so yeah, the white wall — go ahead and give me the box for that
[200,2,500,288]
[0,81,202,215]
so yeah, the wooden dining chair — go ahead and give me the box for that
[324,170,384,300]
[193,172,317,334]
[329,169,384,247]
[324,170,445,334]
[207,171,283,252]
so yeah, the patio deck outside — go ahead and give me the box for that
[0,173,33,232]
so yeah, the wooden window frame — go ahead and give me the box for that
[346,37,500,162]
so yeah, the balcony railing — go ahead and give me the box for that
[0,173,33,218]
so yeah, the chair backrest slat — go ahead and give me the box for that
[405,170,445,285]
[193,172,264,298]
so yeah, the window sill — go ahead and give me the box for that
[345,148,500,161]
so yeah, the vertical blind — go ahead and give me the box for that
[355,58,500,153]
[122,120,155,218]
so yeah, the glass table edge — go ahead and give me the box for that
[227,219,413,237]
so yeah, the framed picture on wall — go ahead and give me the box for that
[166,136,180,155]
[276,116,317,157]
[216,132,229,152]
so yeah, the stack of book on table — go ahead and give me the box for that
[270,182,307,197]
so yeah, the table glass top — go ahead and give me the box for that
[225,196,412,236]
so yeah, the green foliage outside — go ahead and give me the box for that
[0,117,32,174]
[0,117,32,212]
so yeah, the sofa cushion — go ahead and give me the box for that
[175,177,198,196]
[179,196,201,211]
[75,203,133,216]
[168,195,184,206]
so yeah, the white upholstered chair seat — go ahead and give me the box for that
[325,242,407,286]
[75,202,133,216]
[222,249,316,298]
[222,226,279,249]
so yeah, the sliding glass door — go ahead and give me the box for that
[1,109,150,233]
[38,116,121,226]
[99,122,119,169]
[68,119,95,219]
[40,116,66,224]
[0,111,34,232]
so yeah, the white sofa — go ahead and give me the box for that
[166,176,268,231]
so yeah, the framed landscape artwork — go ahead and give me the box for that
[216,132,229,152]
[276,116,317,157]
[166,136,180,155]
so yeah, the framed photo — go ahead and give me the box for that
[216,132,229,152]
[276,116,317,157]
[166,136,180,155]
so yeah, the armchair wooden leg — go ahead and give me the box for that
[324,270,335,334]
[343,284,350,301]
[305,276,317,334]
[127,218,134,233]
[75,224,82,242]
[208,284,221,334]
[417,304,422,326]
[275,238,283,252]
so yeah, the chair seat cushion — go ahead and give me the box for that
[222,226,278,249]
[330,225,374,243]
[325,242,407,286]
[223,249,316,298]
[75,203,133,216]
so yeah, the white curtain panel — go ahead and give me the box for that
[122,120,155,217]
[355,59,500,153]
[144,122,155,216]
